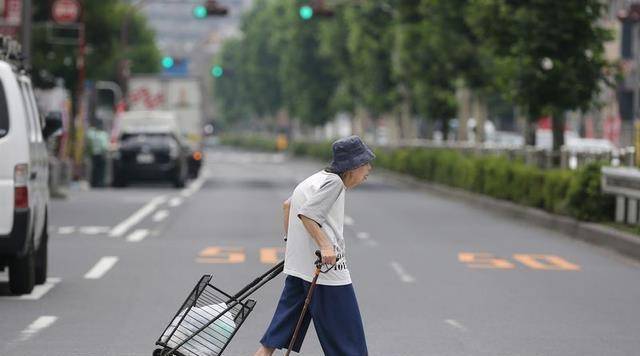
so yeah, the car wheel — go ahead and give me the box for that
[9,245,35,295]
[174,172,186,188]
[35,213,48,285]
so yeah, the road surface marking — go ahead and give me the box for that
[84,257,119,279]
[57,226,75,235]
[513,254,581,271]
[153,210,169,222]
[356,232,370,240]
[168,197,183,207]
[181,173,207,197]
[109,196,166,237]
[390,261,415,283]
[345,216,355,226]
[126,229,149,243]
[365,239,379,247]
[445,319,467,331]
[3,278,61,300]
[196,247,245,264]
[78,226,110,235]
[458,252,515,269]
[260,247,285,264]
[19,316,57,342]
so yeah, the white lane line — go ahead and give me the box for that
[126,229,149,243]
[356,232,370,240]
[78,226,110,235]
[4,278,61,300]
[445,319,467,331]
[84,257,119,279]
[19,316,57,342]
[109,196,166,237]
[181,173,207,198]
[344,216,355,226]
[57,226,75,235]
[152,210,169,222]
[16,278,61,300]
[365,240,379,247]
[168,197,183,207]
[390,261,415,283]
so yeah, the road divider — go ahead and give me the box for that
[109,196,166,237]
[84,257,119,279]
[126,229,149,243]
[18,316,57,342]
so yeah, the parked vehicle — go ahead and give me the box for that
[0,39,62,294]
[127,75,204,179]
[112,111,189,188]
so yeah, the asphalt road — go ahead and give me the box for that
[1,146,639,356]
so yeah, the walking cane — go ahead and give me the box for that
[285,250,325,356]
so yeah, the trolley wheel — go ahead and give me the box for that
[152,349,163,356]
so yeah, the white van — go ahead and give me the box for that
[0,48,61,294]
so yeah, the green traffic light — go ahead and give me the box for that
[162,56,174,69]
[211,65,223,78]
[299,5,313,20]
[193,5,207,18]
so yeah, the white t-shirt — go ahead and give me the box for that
[283,170,351,286]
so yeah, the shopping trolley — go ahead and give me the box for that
[153,260,285,356]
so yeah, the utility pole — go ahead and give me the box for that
[21,0,31,66]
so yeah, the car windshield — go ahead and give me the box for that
[0,82,8,138]
[120,133,175,145]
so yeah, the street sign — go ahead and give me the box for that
[52,0,81,24]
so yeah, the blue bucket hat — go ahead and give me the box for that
[329,135,376,173]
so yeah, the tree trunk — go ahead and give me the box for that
[456,85,471,141]
[472,92,488,143]
[551,109,565,167]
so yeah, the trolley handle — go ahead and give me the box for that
[314,250,340,271]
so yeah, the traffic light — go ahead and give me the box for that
[161,56,174,69]
[211,65,223,78]
[193,5,207,19]
[299,0,333,21]
[193,0,229,18]
[299,5,313,20]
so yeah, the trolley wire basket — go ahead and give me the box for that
[154,261,284,356]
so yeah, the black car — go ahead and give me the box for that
[112,132,188,188]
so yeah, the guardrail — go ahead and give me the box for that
[601,167,640,224]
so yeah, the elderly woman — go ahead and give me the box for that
[255,136,374,356]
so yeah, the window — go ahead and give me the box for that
[0,81,8,139]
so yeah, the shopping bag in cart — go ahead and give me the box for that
[154,261,284,356]
[162,303,236,355]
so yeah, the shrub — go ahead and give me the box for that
[566,163,615,221]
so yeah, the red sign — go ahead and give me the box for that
[52,0,80,24]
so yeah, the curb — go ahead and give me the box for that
[377,169,640,262]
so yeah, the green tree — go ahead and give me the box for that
[467,0,613,154]
[214,38,252,123]
[32,1,160,93]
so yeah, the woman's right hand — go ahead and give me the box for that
[320,246,337,265]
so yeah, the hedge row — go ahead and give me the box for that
[223,135,614,222]
[219,135,279,152]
